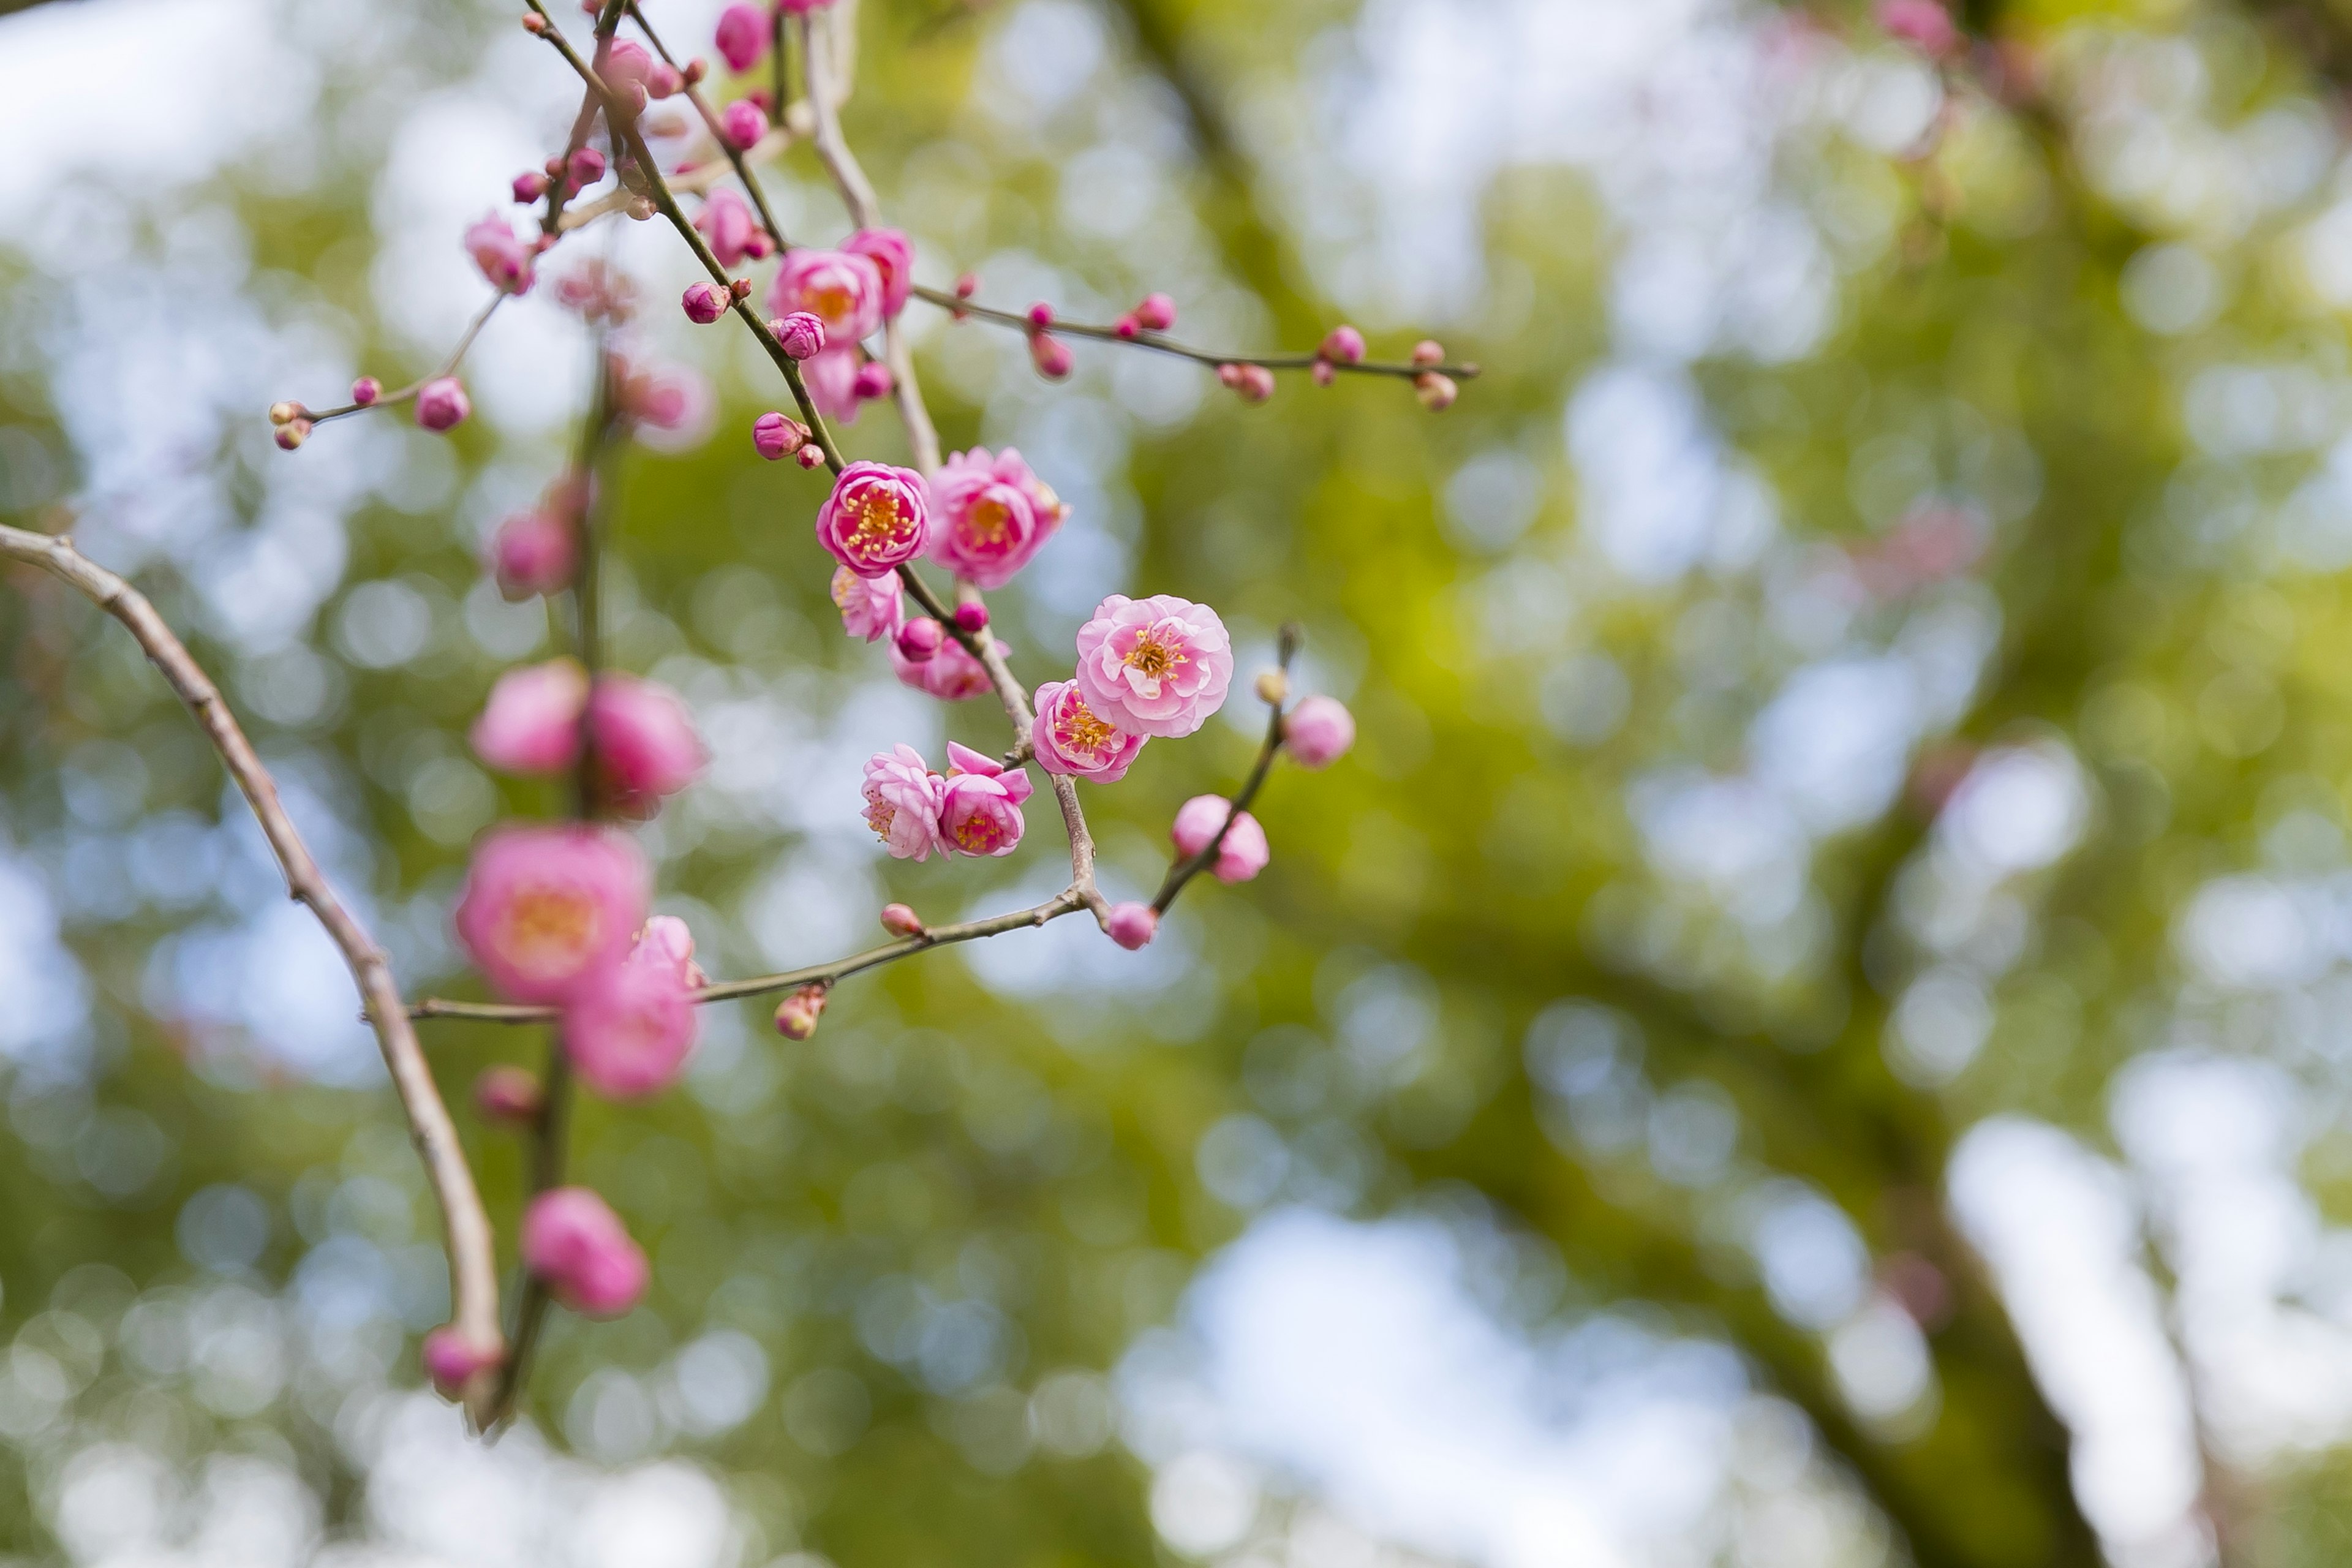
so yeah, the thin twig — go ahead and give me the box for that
[1153,626,1295,911]
[623,0,796,252]
[301,293,508,426]
[0,519,505,1423]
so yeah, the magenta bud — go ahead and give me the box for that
[351,376,382,406]
[953,601,989,633]
[1133,292,1177,331]
[512,170,549,203]
[1114,313,1140,339]
[880,902,924,938]
[954,273,979,300]
[1411,338,1444,367]
[721,98,768,151]
[776,311,826,360]
[647,62,684,99]
[896,617,944,663]
[1321,325,1366,364]
[1029,331,1073,380]
[474,1065,544,1124]
[568,146,607,185]
[1232,364,1275,404]
[794,444,824,470]
[715,2,770,72]
[1312,360,1336,387]
[415,377,470,432]
[853,360,894,401]
[422,1326,503,1396]
[1026,301,1054,328]
[1106,902,1158,950]
[751,410,807,460]
[745,231,775,260]
[682,281,728,324]
[774,984,827,1040]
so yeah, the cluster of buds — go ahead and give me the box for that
[1025,303,1074,381]
[1216,361,1276,404]
[1411,340,1458,410]
[1312,325,1365,386]
[268,400,312,450]
[1112,292,1177,339]
[751,409,820,467]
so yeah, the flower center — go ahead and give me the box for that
[851,491,907,549]
[864,799,895,840]
[968,496,1011,544]
[1125,631,1182,680]
[953,812,1003,852]
[502,888,598,971]
[811,282,855,326]
[1058,698,1119,759]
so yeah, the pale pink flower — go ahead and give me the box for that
[453,826,648,1004]
[472,658,588,775]
[1284,696,1355,769]
[696,189,758,270]
[521,1188,648,1317]
[422,1327,502,1395]
[816,460,931,576]
[831,564,905,643]
[1105,902,1157,949]
[927,448,1052,588]
[889,630,992,701]
[938,741,1032,858]
[799,345,861,422]
[1072,593,1233,738]
[589,675,706,808]
[629,914,707,988]
[844,227,913,318]
[862,744,946,861]
[618,362,713,450]
[714,2,769,71]
[562,956,696,1100]
[1172,794,1269,883]
[466,213,536,295]
[416,377,470,432]
[1031,679,1146,783]
[490,510,576,599]
[767,247,883,347]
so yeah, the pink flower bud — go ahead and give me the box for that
[454,826,649,1005]
[1029,331,1073,380]
[682,281,728,324]
[647,61,684,99]
[1106,902,1158,949]
[1231,364,1275,404]
[268,401,304,425]
[1414,372,1458,411]
[1284,695,1355,768]
[715,2,770,72]
[274,420,310,451]
[415,377,470,432]
[422,1327,503,1395]
[774,983,828,1039]
[776,311,827,360]
[491,508,576,599]
[862,744,945,859]
[631,914,708,989]
[1311,360,1336,388]
[1216,363,1243,388]
[1321,325,1366,364]
[1134,293,1177,331]
[1027,302,1055,327]
[896,616,944,663]
[1114,314,1140,339]
[832,565,904,643]
[513,170,549,203]
[795,444,825,470]
[954,601,989,633]
[880,903,924,937]
[1411,339,1444,367]
[562,953,696,1099]
[475,1065,544,1124]
[696,189,758,268]
[467,212,538,295]
[853,360,895,401]
[721,98,768,150]
[954,273,979,300]
[752,410,807,461]
[351,377,381,406]
[568,146,607,186]
[521,1188,647,1317]
[472,658,588,775]
[1172,794,1270,883]
[816,461,932,577]
[589,674,707,809]
[601,40,655,110]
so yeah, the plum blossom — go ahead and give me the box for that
[1172,794,1270,883]
[799,345,861,422]
[562,956,696,1099]
[453,826,648,1004]
[845,227,913,317]
[696,189,760,270]
[832,564,905,643]
[890,630,993,700]
[521,1188,647,1317]
[862,745,946,861]
[816,461,931,576]
[1031,678,1147,782]
[927,447,1060,587]
[1284,695,1355,769]
[1072,593,1233,737]
[589,674,706,809]
[416,377,470,432]
[938,742,1033,858]
[471,658,587,774]
[491,508,575,598]
[714,2,768,72]
[466,213,536,295]
[767,248,883,347]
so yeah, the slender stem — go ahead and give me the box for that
[0,521,505,1423]
[1153,639,1294,913]
[302,293,508,426]
[624,1,794,253]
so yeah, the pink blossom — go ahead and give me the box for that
[562,956,696,1099]
[1172,794,1270,883]
[938,742,1033,858]
[889,630,993,701]
[589,674,706,808]
[816,460,932,577]
[714,2,769,72]
[1072,593,1233,738]
[927,448,1052,588]
[1031,679,1147,783]
[1105,902,1158,949]
[767,248,883,348]
[799,345,861,422]
[422,1327,502,1395]
[490,510,576,599]
[416,377,470,432]
[466,213,537,295]
[853,360,894,402]
[752,410,808,460]
[831,564,905,643]
[453,826,648,1005]
[472,658,588,775]
[1284,695,1355,769]
[682,281,728,324]
[721,98,768,150]
[521,1188,648,1317]
[862,744,946,861]
[775,311,826,360]
[844,227,913,317]
[629,914,708,989]
[696,189,758,269]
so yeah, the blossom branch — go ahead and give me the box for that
[1153,624,1293,912]
[0,520,506,1424]
[271,293,506,437]
[620,0,797,251]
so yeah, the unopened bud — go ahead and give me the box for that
[1114,313,1140,340]
[896,617,944,663]
[1028,331,1072,380]
[423,1326,503,1397]
[474,1065,543,1124]
[522,11,549,33]
[682,281,728,324]
[751,410,806,461]
[1411,338,1445,368]
[1312,359,1335,387]
[568,146,607,185]
[624,195,657,221]
[273,419,311,451]
[1414,372,1458,411]
[350,377,381,406]
[1254,669,1289,705]
[954,273,979,300]
[1106,902,1158,951]
[880,903,924,938]
[728,277,752,300]
[721,99,768,151]
[774,984,828,1040]
[1026,301,1054,328]
[268,401,304,426]
[1230,364,1275,404]
[1133,292,1177,331]
[1321,324,1366,364]
[647,62,684,99]
[853,360,895,401]
[682,58,707,85]
[794,444,824,470]
[512,170,549,203]
[953,601,989,633]
[775,311,826,360]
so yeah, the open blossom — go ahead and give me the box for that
[454,826,648,1005]
[563,955,696,1100]
[767,248,883,347]
[1284,695,1355,768]
[938,742,1032,858]
[1031,679,1147,783]
[490,509,575,598]
[696,189,758,270]
[844,228,913,318]
[889,630,992,700]
[521,1188,647,1317]
[589,674,706,807]
[927,448,1050,588]
[1072,593,1233,738]
[862,745,945,861]
[714,2,769,71]
[816,460,931,576]
[466,213,536,295]
[831,564,905,643]
[472,658,587,775]
[1172,794,1270,883]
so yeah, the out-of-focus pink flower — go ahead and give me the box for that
[752,410,808,461]
[775,311,827,360]
[617,361,712,443]
[1072,593,1232,738]
[568,146,608,187]
[453,826,648,1004]
[416,377,470,432]
[889,629,992,701]
[1223,363,1275,404]
[721,98,768,150]
[853,360,894,402]
[629,914,707,989]
[1320,325,1365,364]
[467,213,537,295]
[682,281,728,323]
[696,189,758,269]
[767,248,883,347]
[647,61,684,99]
[513,170,550,204]
[1133,293,1176,331]
[715,2,769,71]
[1106,902,1157,949]
[472,658,589,775]
[938,742,1032,858]
[1172,794,1269,883]
[1028,331,1073,380]
[521,1188,648,1317]
[491,510,576,599]
[589,675,706,808]
[562,956,696,1099]
[831,564,904,643]
[895,617,943,663]
[844,227,913,318]
[602,40,657,108]
[423,1327,502,1395]
[474,1065,543,1124]
[816,460,931,576]
[1878,0,1958,57]
[799,345,861,422]
[927,448,1055,588]
[1283,695,1355,769]
[862,744,946,861]
[1031,678,1146,783]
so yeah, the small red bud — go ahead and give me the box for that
[954,273,979,300]
[1411,339,1444,368]
[1026,301,1054,328]
[1133,292,1177,331]
[1114,313,1140,340]
[728,277,752,300]
[953,601,989,633]
[880,903,925,938]
[522,11,549,33]
[683,58,707,84]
